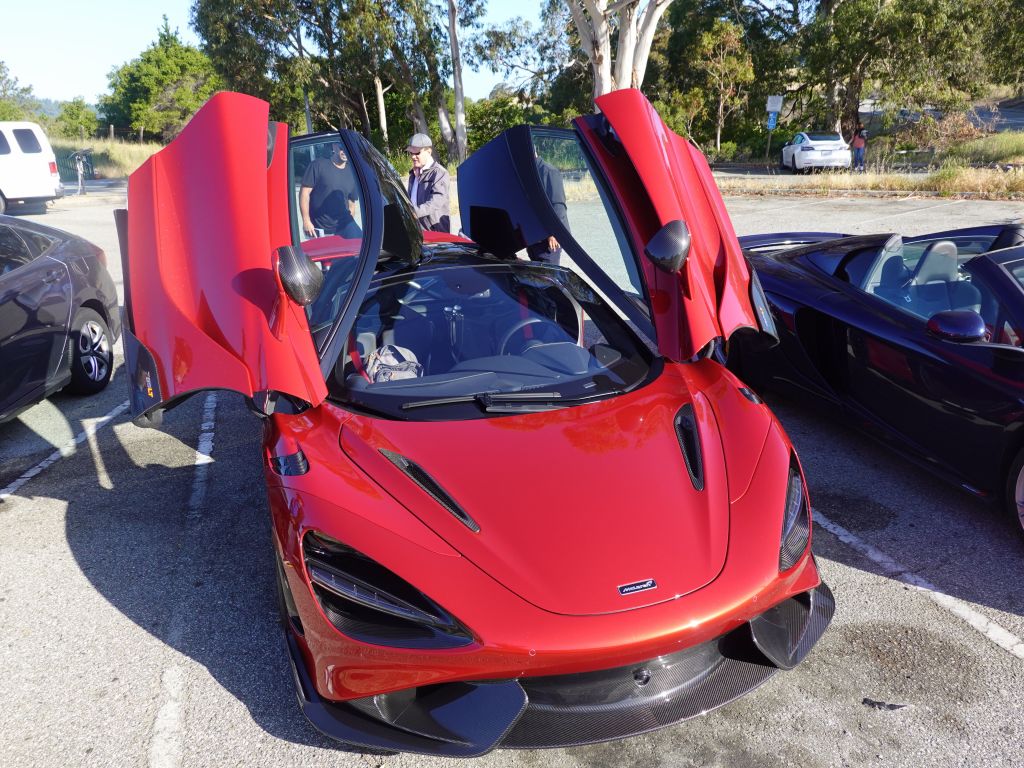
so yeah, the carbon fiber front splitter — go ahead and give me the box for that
[285,582,835,756]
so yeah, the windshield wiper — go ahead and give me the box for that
[401,390,620,412]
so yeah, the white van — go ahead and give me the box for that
[0,122,64,214]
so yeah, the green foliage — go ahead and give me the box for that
[54,99,99,139]
[653,89,705,138]
[942,131,1024,164]
[0,61,41,121]
[697,20,754,149]
[101,18,222,141]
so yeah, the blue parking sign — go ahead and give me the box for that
[767,111,778,130]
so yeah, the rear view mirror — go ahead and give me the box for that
[276,245,323,306]
[926,310,986,343]
[645,219,691,273]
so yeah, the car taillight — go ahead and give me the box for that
[49,161,58,176]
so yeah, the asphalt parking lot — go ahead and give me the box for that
[2,192,1023,768]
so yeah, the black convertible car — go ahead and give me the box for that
[0,215,120,423]
[730,224,1024,540]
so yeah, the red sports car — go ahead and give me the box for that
[117,90,833,755]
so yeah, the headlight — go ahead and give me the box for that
[779,459,810,570]
[303,531,474,649]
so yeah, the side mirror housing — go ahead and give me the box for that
[926,310,987,343]
[645,219,691,273]
[276,245,323,306]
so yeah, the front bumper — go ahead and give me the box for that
[286,582,835,756]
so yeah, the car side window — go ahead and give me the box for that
[288,135,364,244]
[793,134,804,145]
[0,225,34,275]
[13,129,42,153]
[0,131,10,155]
[528,129,645,300]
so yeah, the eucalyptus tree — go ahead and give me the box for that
[564,0,675,101]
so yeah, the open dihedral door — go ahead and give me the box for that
[457,88,773,363]
[117,92,327,425]
[585,89,770,361]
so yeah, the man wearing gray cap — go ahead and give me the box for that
[406,133,451,233]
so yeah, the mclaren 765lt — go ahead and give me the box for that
[116,90,834,755]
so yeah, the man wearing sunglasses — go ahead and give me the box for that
[406,133,451,233]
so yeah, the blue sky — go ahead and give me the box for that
[0,0,539,104]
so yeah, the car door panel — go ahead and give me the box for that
[120,92,330,424]
[841,292,1015,492]
[0,239,71,418]
[458,89,765,364]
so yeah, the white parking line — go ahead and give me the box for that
[730,197,844,216]
[814,509,1024,660]
[149,392,218,768]
[854,199,965,225]
[0,400,130,502]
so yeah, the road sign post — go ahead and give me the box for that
[765,95,784,162]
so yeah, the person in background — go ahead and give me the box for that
[527,151,570,265]
[850,123,868,172]
[406,133,451,233]
[300,142,360,238]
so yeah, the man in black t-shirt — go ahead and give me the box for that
[299,143,361,238]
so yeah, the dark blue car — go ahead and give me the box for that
[730,224,1024,540]
[0,215,120,423]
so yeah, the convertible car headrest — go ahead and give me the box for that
[913,240,958,284]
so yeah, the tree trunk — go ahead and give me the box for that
[567,0,674,105]
[437,102,458,162]
[359,91,372,139]
[716,97,723,151]
[447,0,468,164]
[412,102,428,135]
[374,76,390,154]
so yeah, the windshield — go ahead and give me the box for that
[329,259,656,420]
[807,133,842,142]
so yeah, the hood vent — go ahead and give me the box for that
[380,449,480,533]
[674,404,705,491]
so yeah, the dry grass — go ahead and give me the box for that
[715,166,1024,199]
[51,137,163,179]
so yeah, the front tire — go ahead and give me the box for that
[66,308,113,395]
[1007,449,1024,542]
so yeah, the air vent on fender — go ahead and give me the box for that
[379,449,481,533]
[674,404,705,491]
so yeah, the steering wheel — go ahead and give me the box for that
[499,317,549,355]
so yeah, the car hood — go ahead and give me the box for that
[338,375,732,616]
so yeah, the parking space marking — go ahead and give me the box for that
[0,400,130,503]
[853,199,965,225]
[815,509,1024,660]
[730,197,843,216]
[148,393,218,768]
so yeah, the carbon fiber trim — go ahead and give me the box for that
[283,584,835,754]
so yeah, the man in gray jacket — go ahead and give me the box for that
[406,133,451,233]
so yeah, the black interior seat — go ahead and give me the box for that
[872,255,912,307]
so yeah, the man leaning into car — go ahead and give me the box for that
[406,133,451,233]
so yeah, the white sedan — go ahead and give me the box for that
[780,132,852,172]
